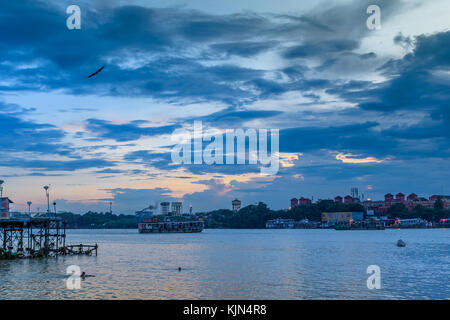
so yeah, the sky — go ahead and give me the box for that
[0,0,449,214]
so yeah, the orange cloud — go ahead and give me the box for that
[336,153,384,164]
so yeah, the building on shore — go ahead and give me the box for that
[331,192,450,215]
[232,199,241,212]
[321,212,364,226]
[289,197,312,208]
[266,218,295,229]
[160,202,170,215]
[1,197,13,218]
[171,202,182,216]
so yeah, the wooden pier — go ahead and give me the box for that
[62,244,98,256]
[0,217,97,259]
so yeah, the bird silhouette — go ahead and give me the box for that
[88,65,105,78]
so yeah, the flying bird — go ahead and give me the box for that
[88,65,105,78]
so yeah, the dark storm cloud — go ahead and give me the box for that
[327,31,450,151]
[124,148,261,175]
[186,107,283,127]
[339,31,450,114]
[0,158,115,171]
[279,117,450,160]
[0,104,75,157]
[283,39,359,59]
[210,41,278,57]
[85,118,181,142]
[0,0,404,105]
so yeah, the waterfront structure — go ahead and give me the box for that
[138,220,203,233]
[1,197,13,218]
[0,217,65,257]
[171,202,182,216]
[266,218,295,229]
[321,212,364,225]
[232,199,241,212]
[135,204,157,217]
[331,192,450,215]
[160,202,170,215]
[397,218,427,228]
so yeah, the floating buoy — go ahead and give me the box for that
[397,239,406,247]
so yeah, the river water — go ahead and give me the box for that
[0,229,448,299]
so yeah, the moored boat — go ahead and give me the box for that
[138,220,203,233]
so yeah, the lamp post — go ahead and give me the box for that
[27,201,32,216]
[53,201,57,218]
[44,185,50,215]
[109,201,112,214]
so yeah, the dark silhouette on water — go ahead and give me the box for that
[88,65,104,78]
[80,271,95,278]
[178,267,182,271]
[397,239,406,247]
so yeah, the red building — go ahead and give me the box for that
[290,198,299,208]
[407,193,418,201]
[334,196,343,203]
[1,197,13,218]
[396,193,405,202]
[344,195,353,204]
[429,195,450,201]
[384,193,394,202]
[299,197,312,205]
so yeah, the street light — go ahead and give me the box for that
[53,201,57,217]
[43,185,50,215]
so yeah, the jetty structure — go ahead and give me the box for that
[0,182,98,259]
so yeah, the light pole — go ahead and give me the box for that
[44,185,50,215]
[53,201,57,218]
[109,201,112,214]
[27,201,32,216]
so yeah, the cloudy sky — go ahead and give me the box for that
[1,0,449,213]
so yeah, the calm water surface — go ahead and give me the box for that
[0,229,448,299]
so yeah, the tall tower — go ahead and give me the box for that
[171,202,182,216]
[351,187,359,199]
[43,185,50,214]
[160,202,170,215]
[232,199,241,212]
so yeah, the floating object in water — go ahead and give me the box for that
[397,239,406,247]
